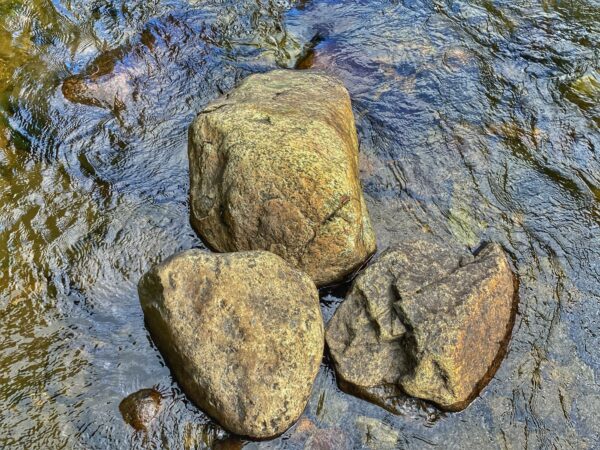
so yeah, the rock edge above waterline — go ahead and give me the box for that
[326,240,517,411]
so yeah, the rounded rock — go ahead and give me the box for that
[188,70,376,287]
[138,250,324,438]
[119,388,162,431]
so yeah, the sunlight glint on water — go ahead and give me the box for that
[0,0,598,448]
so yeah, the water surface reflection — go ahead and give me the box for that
[0,0,598,448]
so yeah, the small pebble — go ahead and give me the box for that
[119,388,162,431]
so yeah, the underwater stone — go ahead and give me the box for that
[355,416,400,450]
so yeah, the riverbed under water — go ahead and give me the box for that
[0,0,599,448]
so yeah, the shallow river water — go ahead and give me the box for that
[0,0,599,448]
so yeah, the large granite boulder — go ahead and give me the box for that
[188,70,376,286]
[138,250,324,438]
[326,240,517,411]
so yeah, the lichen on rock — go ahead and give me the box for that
[188,69,376,286]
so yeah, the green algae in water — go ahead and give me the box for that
[571,73,600,99]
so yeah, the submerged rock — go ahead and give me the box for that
[0,125,9,149]
[326,240,517,411]
[62,51,130,109]
[295,36,339,72]
[355,416,400,450]
[212,438,246,450]
[61,26,160,110]
[188,70,376,286]
[288,418,350,449]
[304,427,350,450]
[138,250,324,438]
[119,388,162,431]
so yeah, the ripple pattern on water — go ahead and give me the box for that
[0,0,599,448]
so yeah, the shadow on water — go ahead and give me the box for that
[0,0,599,448]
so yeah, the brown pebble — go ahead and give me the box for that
[119,388,162,431]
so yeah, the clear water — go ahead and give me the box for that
[0,0,598,448]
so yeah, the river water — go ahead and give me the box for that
[0,0,598,448]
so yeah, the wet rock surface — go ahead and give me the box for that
[295,37,340,74]
[138,250,324,438]
[188,70,376,287]
[303,427,349,450]
[355,416,400,450]
[62,47,135,110]
[286,417,349,450]
[326,240,517,411]
[118,388,162,431]
[213,437,246,450]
